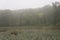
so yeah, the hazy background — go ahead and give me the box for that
[0,0,60,27]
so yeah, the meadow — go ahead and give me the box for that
[0,26,60,40]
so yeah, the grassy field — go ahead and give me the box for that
[0,26,60,40]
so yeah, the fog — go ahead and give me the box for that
[0,0,60,40]
[0,0,58,10]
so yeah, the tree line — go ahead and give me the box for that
[0,1,60,27]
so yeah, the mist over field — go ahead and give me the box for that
[0,0,60,40]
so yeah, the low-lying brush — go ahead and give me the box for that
[0,29,60,40]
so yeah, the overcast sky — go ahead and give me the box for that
[0,0,59,10]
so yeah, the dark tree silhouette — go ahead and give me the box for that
[52,1,60,26]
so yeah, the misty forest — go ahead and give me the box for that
[0,1,60,27]
[0,1,60,40]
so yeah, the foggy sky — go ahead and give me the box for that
[0,0,59,10]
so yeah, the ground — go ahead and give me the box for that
[0,26,60,40]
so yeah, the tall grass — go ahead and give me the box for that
[0,28,60,40]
